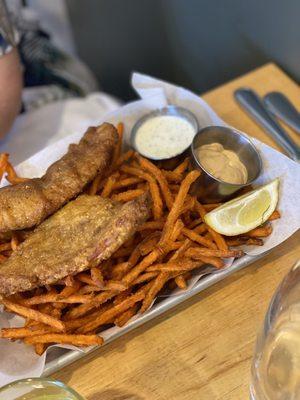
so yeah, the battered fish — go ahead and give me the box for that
[0,194,151,296]
[0,123,118,233]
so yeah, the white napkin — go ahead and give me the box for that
[0,72,299,386]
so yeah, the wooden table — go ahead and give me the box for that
[53,63,300,400]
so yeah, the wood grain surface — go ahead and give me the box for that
[53,63,300,400]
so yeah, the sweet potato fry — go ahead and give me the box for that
[167,241,185,251]
[138,155,173,209]
[226,237,264,246]
[76,273,95,286]
[10,233,19,251]
[37,303,53,314]
[137,219,165,232]
[246,224,273,238]
[147,259,202,273]
[64,275,76,287]
[140,272,170,313]
[56,295,93,304]
[115,304,139,327]
[35,343,47,355]
[120,165,163,220]
[23,293,93,306]
[5,162,29,184]
[188,218,203,229]
[0,326,57,339]
[77,286,149,333]
[115,150,134,168]
[25,333,103,346]
[59,281,81,298]
[91,267,105,287]
[115,122,124,158]
[64,302,114,331]
[0,153,9,182]
[161,170,200,244]
[132,271,158,285]
[24,319,37,328]
[194,201,228,251]
[182,227,216,250]
[179,195,196,216]
[78,285,103,294]
[113,177,143,190]
[112,189,146,202]
[65,291,116,320]
[268,210,281,221]
[0,242,11,252]
[169,184,180,192]
[203,203,222,211]
[89,174,102,195]
[110,262,131,280]
[185,250,224,269]
[103,280,128,291]
[22,292,58,306]
[175,275,187,290]
[112,247,135,258]
[2,299,65,331]
[170,219,184,242]
[185,247,244,259]
[174,158,189,175]
[113,289,132,305]
[162,170,182,183]
[170,239,192,261]
[193,224,207,235]
[139,232,161,256]
[122,249,161,285]
[101,172,119,198]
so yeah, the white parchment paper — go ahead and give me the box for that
[0,73,299,386]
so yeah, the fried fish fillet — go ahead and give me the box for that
[0,123,118,233]
[0,194,151,296]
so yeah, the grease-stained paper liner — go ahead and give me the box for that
[0,73,299,386]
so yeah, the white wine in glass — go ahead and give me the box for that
[0,378,84,400]
[251,260,300,400]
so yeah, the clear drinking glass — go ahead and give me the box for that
[250,260,300,400]
[0,378,84,400]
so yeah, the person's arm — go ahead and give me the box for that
[0,0,23,138]
[0,48,22,138]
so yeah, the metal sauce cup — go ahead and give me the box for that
[191,126,262,203]
[131,105,198,161]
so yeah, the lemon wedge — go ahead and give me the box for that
[204,179,279,236]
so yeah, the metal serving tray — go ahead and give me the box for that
[42,252,266,376]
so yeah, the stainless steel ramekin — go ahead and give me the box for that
[191,125,262,203]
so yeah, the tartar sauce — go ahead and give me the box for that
[135,115,196,159]
[196,143,248,184]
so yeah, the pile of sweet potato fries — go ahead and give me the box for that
[0,123,280,354]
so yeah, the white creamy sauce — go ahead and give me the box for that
[135,115,196,159]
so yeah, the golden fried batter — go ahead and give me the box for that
[0,123,118,232]
[0,194,151,296]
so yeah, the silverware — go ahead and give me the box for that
[190,125,262,203]
[234,88,300,162]
[264,91,300,135]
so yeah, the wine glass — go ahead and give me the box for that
[250,260,300,399]
[0,377,84,400]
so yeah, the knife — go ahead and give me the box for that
[263,92,300,135]
[234,88,300,162]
